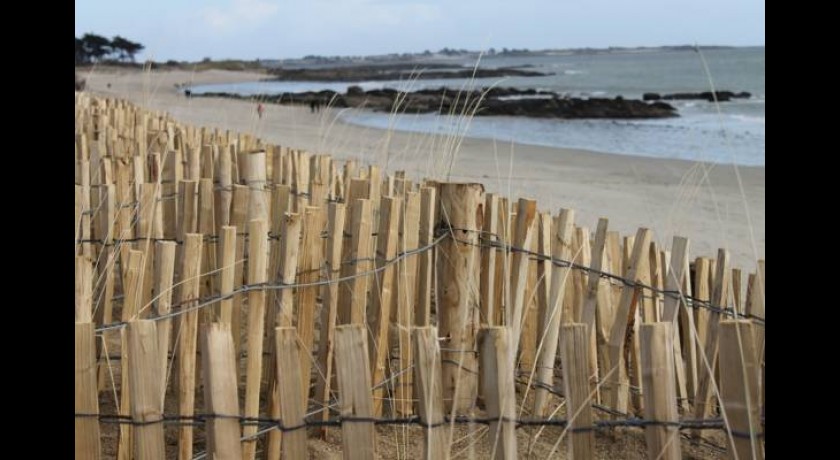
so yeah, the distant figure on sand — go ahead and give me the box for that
[309,100,316,113]
[184,89,192,98]
[257,103,264,119]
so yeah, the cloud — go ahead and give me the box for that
[202,0,280,32]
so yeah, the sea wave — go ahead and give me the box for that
[730,114,765,125]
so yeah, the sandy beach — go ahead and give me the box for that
[82,68,765,271]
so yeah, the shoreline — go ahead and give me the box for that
[81,68,765,269]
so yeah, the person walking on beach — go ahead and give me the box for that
[257,103,264,119]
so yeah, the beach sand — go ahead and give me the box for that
[83,68,764,271]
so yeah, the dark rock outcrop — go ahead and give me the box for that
[643,91,752,102]
[196,86,677,119]
[266,63,552,82]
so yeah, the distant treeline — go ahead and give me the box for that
[75,33,144,64]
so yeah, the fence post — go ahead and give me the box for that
[478,326,517,460]
[639,323,681,460]
[127,320,165,460]
[75,322,101,459]
[438,182,484,412]
[275,327,307,460]
[335,324,376,460]
[719,320,763,460]
[414,326,449,460]
[201,322,243,460]
[560,323,595,459]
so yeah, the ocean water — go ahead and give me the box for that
[192,47,765,166]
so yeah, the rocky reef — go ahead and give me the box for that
[196,86,678,119]
[642,91,752,102]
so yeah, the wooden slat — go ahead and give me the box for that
[117,250,145,460]
[153,241,176,390]
[75,323,101,460]
[335,325,376,460]
[296,206,323,402]
[413,327,449,460]
[201,323,243,460]
[217,226,236,325]
[719,320,764,460]
[176,235,203,460]
[480,193,500,326]
[198,178,217,300]
[694,249,730,426]
[275,328,307,460]
[265,212,301,460]
[519,215,540,375]
[507,198,537,350]
[560,323,595,460]
[229,185,250,360]
[314,203,346,435]
[127,320,165,460]
[478,327,517,460]
[242,220,267,460]
[415,186,436,326]
[640,322,681,460]
[604,228,652,414]
[368,196,402,415]
[533,208,574,416]
[75,256,93,323]
[394,191,421,416]
[339,199,373,325]
[662,236,692,412]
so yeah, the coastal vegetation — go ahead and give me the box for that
[75,33,144,64]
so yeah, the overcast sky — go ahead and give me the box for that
[75,0,765,61]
